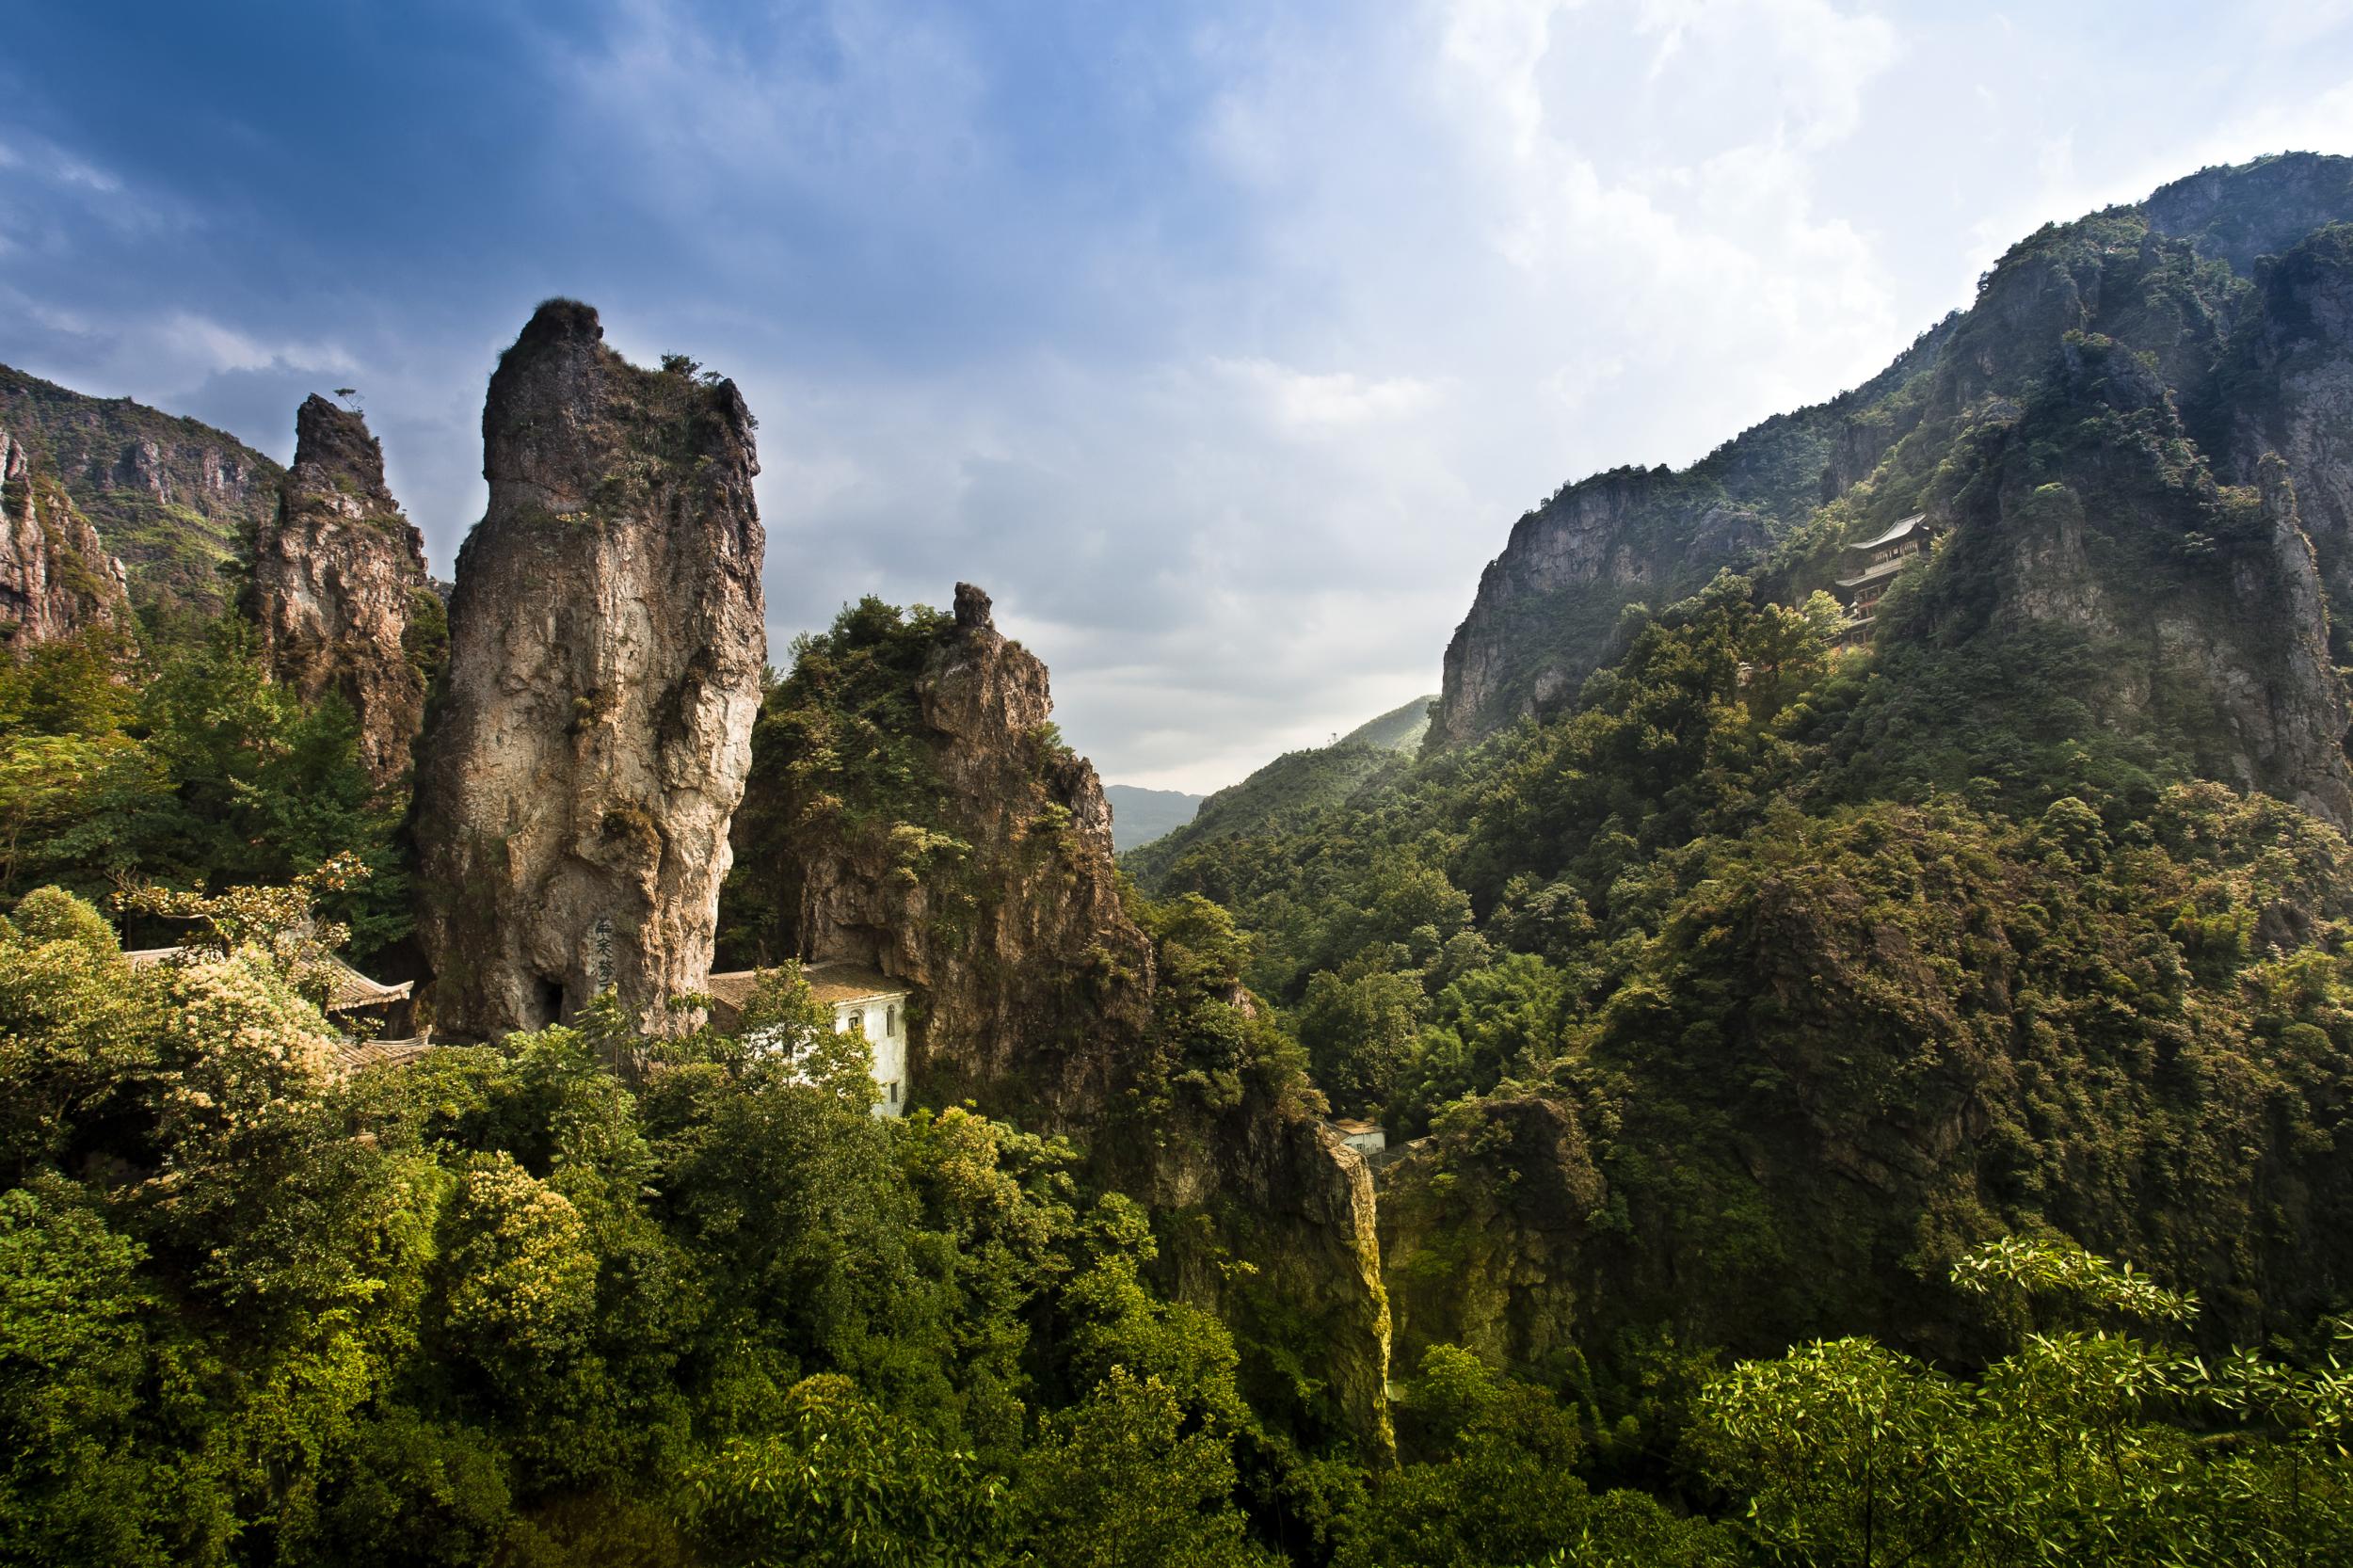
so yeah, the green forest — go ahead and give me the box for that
[9,583,2353,1563]
[11,150,2353,1565]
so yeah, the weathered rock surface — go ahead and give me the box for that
[728,583,1393,1452]
[2145,151,2353,277]
[0,424,133,651]
[1431,328,1948,748]
[1434,470,1773,745]
[0,363,280,626]
[1433,152,2353,753]
[414,300,765,1039]
[2213,224,2353,656]
[781,583,1160,1118]
[247,395,431,782]
[1379,1096,1601,1373]
[1897,331,2353,832]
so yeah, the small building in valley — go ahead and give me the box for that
[1327,1117,1388,1157]
[126,945,418,1038]
[704,960,915,1117]
[1834,512,1931,645]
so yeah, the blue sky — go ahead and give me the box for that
[7,1,2353,791]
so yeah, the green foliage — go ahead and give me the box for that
[686,1373,990,1568]
[720,597,960,967]
[1690,1240,2353,1566]
[0,617,410,956]
[1298,968,1425,1117]
[0,871,1309,1565]
[1344,1343,1738,1568]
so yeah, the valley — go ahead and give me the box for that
[8,152,2353,1565]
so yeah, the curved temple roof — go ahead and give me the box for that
[1847,512,1928,553]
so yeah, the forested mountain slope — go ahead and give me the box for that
[0,364,281,634]
[1434,152,2353,751]
[1104,784,1206,851]
[1123,695,1437,886]
[1146,152,2353,1403]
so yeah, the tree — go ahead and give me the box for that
[1297,968,1424,1116]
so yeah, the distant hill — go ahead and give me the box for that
[1104,784,1206,852]
[1337,694,1436,752]
[0,363,283,633]
[1121,694,1435,887]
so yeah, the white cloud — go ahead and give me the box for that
[0,130,123,194]
[7,0,2352,797]
[2248,0,2353,47]
[1215,358,1445,433]
[156,312,355,378]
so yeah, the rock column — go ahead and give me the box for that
[414,300,766,1039]
[248,395,430,781]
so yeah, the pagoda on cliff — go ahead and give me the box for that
[1834,512,1930,646]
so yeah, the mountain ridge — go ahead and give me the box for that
[0,363,282,634]
[1432,151,2353,758]
[1103,784,1206,852]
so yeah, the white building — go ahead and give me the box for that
[705,961,915,1116]
[1327,1117,1387,1157]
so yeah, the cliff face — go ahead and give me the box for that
[776,584,1159,1120]
[413,300,766,1039]
[247,396,431,782]
[1908,334,2353,828]
[2145,152,2353,277]
[1433,470,1772,745]
[1431,328,1949,747]
[2211,224,2353,656]
[0,424,133,651]
[1433,152,2353,752]
[725,584,1393,1452]
[0,364,280,628]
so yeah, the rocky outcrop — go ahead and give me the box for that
[1380,1096,1601,1372]
[0,364,280,626]
[1432,154,2353,753]
[1188,1106,1391,1451]
[727,583,1393,1452]
[1910,333,2353,831]
[2213,225,2353,655]
[247,396,430,782]
[774,583,1160,1119]
[1430,320,1961,749]
[1434,472,1771,745]
[2145,151,2353,278]
[413,300,766,1039]
[0,424,132,651]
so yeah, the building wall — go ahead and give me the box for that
[834,996,912,1117]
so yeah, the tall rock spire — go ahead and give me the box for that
[413,300,766,1040]
[248,394,431,781]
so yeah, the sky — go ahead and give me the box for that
[5,1,2353,792]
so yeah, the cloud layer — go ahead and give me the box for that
[5,1,2351,789]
